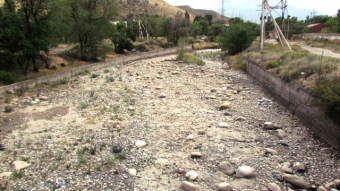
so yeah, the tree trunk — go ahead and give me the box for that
[32,56,39,72]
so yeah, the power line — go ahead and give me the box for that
[219,0,227,16]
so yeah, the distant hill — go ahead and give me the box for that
[176,5,228,21]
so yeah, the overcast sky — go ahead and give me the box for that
[163,0,340,18]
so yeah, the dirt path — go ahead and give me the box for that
[297,43,340,59]
[0,50,339,190]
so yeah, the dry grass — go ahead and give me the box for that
[194,42,220,50]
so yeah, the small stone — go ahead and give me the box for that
[187,134,195,140]
[181,181,197,191]
[156,86,163,90]
[39,96,48,101]
[128,168,137,176]
[236,116,246,121]
[135,140,147,148]
[218,182,233,191]
[283,174,310,189]
[128,106,135,111]
[0,172,12,177]
[264,122,274,129]
[159,93,167,98]
[191,152,202,158]
[185,170,198,180]
[277,129,285,138]
[235,166,255,178]
[7,90,15,94]
[155,158,168,165]
[317,186,328,191]
[265,148,278,155]
[220,102,231,110]
[229,158,240,164]
[218,123,229,128]
[293,162,306,172]
[268,183,281,191]
[278,140,289,146]
[12,161,31,171]
[281,167,294,174]
[219,161,234,176]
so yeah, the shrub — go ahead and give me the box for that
[221,23,256,55]
[313,78,340,125]
[178,53,205,66]
[0,70,17,85]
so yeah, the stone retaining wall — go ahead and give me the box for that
[245,60,340,149]
[298,33,340,41]
[0,47,189,94]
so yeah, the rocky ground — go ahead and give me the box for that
[0,49,339,191]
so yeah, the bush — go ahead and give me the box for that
[179,53,205,65]
[0,70,17,85]
[221,23,256,55]
[313,78,340,125]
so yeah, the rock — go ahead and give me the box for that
[135,140,147,148]
[317,186,328,191]
[220,102,231,110]
[128,168,137,176]
[128,106,135,111]
[265,148,278,155]
[187,134,195,140]
[185,170,198,180]
[181,181,197,191]
[156,86,163,90]
[264,122,274,129]
[235,166,255,178]
[278,140,289,146]
[229,158,240,164]
[12,161,31,171]
[155,158,168,165]
[191,152,202,158]
[39,96,48,101]
[7,90,15,94]
[277,129,285,138]
[219,161,234,176]
[236,116,246,121]
[218,182,233,191]
[283,174,310,189]
[268,183,281,191]
[281,167,293,174]
[293,162,306,172]
[0,172,12,177]
[325,180,340,190]
[159,93,167,98]
[218,123,229,128]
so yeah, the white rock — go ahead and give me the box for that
[159,93,167,98]
[128,168,137,176]
[187,134,195,140]
[218,182,233,191]
[155,158,168,165]
[39,96,48,101]
[181,181,197,191]
[277,129,285,138]
[0,172,12,177]
[268,183,281,191]
[265,148,278,155]
[191,152,202,158]
[12,161,31,171]
[235,166,255,178]
[135,140,147,148]
[219,161,234,176]
[156,86,163,90]
[128,106,135,111]
[218,123,229,128]
[264,122,274,129]
[220,102,231,110]
[283,174,310,189]
[185,170,198,180]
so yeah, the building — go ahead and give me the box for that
[306,23,327,33]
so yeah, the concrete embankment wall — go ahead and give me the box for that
[298,33,340,41]
[245,60,340,148]
[0,47,189,94]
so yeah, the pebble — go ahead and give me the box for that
[135,140,147,148]
[185,170,198,180]
[268,183,281,191]
[128,106,135,111]
[191,152,202,158]
[293,162,306,172]
[39,96,48,101]
[181,181,198,191]
[156,86,163,90]
[12,161,31,171]
[283,174,310,189]
[7,90,15,94]
[155,158,168,165]
[220,102,231,110]
[218,182,233,191]
[187,134,195,140]
[265,148,278,155]
[128,168,137,176]
[317,186,328,191]
[218,123,229,128]
[159,93,167,98]
[277,129,285,138]
[0,172,12,177]
[219,161,234,176]
[235,166,255,178]
[281,167,294,174]
[264,122,274,129]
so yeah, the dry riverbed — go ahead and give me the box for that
[0,49,339,191]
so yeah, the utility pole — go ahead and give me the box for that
[219,0,227,17]
[260,0,291,51]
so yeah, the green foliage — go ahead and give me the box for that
[221,23,256,55]
[205,14,213,25]
[190,21,203,38]
[266,60,283,69]
[180,53,205,65]
[0,70,17,85]
[325,17,340,33]
[111,22,134,53]
[313,78,340,125]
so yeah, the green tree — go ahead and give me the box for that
[60,0,118,61]
[325,17,340,33]
[207,23,224,42]
[111,22,134,53]
[221,23,256,55]
[205,14,213,25]
[199,20,208,35]
[171,12,189,45]
[190,21,202,38]
[185,10,190,21]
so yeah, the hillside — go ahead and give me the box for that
[176,5,228,21]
